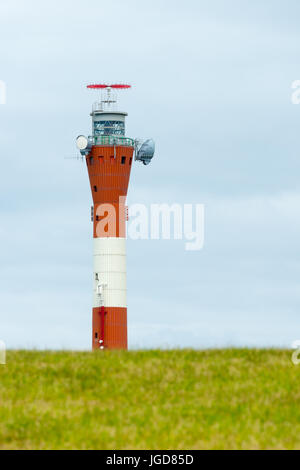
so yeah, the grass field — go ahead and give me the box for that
[0,349,299,450]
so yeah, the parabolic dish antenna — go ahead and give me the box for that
[76,135,89,150]
[136,139,155,165]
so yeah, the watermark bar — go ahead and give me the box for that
[0,341,6,365]
[0,80,6,104]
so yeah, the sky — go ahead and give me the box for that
[0,0,300,349]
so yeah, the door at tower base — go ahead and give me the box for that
[92,307,127,350]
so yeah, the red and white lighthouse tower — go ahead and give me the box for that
[76,84,155,350]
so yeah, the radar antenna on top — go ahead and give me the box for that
[87,83,131,111]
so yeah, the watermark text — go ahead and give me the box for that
[0,80,6,104]
[93,199,204,251]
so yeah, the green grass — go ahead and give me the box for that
[0,349,299,449]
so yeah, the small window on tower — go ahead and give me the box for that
[93,185,97,192]
[95,332,98,339]
[121,156,126,165]
[129,157,132,166]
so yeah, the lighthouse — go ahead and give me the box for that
[76,84,155,350]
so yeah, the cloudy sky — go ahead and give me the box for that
[0,0,300,349]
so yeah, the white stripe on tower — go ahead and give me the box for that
[93,238,127,309]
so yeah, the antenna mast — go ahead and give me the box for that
[87,83,131,111]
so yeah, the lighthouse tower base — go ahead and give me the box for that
[92,237,128,350]
[92,307,127,350]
